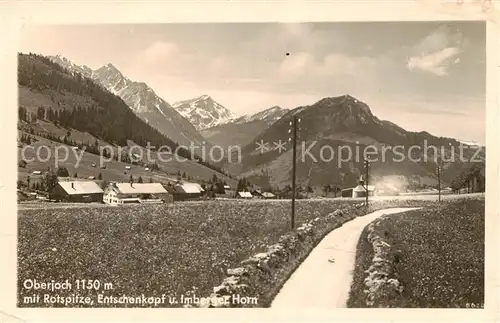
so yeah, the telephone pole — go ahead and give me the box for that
[436,164,442,202]
[364,159,370,207]
[289,115,300,229]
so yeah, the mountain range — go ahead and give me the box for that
[48,54,295,150]
[48,55,288,148]
[200,106,289,149]
[224,95,485,189]
[24,53,485,191]
[232,106,289,124]
[49,55,206,150]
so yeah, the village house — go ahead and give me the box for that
[251,189,275,199]
[49,180,104,202]
[261,192,276,199]
[251,189,263,198]
[171,182,203,201]
[352,184,376,198]
[341,187,354,197]
[341,178,376,198]
[103,182,172,205]
[223,184,236,198]
[237,191,253,199]
[465,167,486,193]
[454,163,485,194]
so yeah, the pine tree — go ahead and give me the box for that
[43,170,58,191]
[56,166,70,177]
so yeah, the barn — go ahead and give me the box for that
[172,182,203,201]
[49,181,104,203]
[341,188,354,198]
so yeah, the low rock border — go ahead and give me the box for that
[362,216,403,307]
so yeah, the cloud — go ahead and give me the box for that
[17,23,485,144]
[407,47,461,76]
[278,52,315,76]
[131,40,194,77]
[406,25,464,76]
[415,25,463,52]
[142,41,180,62]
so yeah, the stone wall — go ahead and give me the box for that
[362,216,403,307]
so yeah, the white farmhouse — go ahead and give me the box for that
[238,191,253,199]
[103,182,172,205]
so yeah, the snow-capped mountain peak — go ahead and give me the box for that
[172,95,236,131]
[48,55,93,78]
[92,63,131,97]
[233,106,289,125]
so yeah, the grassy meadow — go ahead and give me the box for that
[18,199,358,307]
[347,198,484,308]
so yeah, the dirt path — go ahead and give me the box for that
[271,207,421,308]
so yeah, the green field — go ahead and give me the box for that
[18,199,360,307]
[347,198,484,308]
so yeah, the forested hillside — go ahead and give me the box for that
[18,53,228,176]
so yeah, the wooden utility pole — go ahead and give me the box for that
[290,115,298,229]
[436,164,441,202]
[364,159,370,207]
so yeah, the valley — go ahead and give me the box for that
[18,52,485,196]
[18,53,235,190]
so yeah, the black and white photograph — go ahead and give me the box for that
[0,1,498,322]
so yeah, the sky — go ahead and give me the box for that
[20,22,486,144]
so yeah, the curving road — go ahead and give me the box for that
[271,207,422,308]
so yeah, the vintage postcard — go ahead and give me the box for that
[0,1,498,322]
